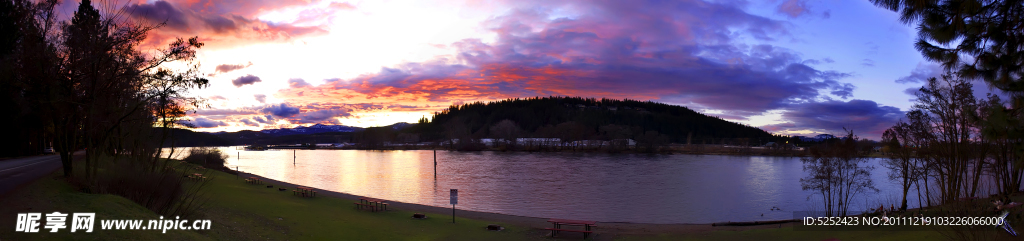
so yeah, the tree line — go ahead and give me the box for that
[0,0,209,217]
[366,96,794,151]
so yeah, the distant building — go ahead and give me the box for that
[795,134,838,142]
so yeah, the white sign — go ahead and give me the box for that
[450,189,458,205]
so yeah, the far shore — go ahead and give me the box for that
[190,144,816,158]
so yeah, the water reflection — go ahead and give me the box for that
[192,147,940,224]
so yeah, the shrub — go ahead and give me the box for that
[182,147,233,173]
[94,159,208,219]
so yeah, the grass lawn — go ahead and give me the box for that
[3,161,1014,240]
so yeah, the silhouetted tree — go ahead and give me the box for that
[801,129,878,217]
[489,119,522,149]
[882,119,924,211]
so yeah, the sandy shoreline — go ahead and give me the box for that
[237,172,793,238]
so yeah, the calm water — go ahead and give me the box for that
[180,148,938,224]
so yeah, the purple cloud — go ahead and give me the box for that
[253,116,272,124]
[240,119,257,126]
[895,63,942,84]
[193,108,257,116]
[232,74,262,87]
[261,103,301,118]
[254,94,267,103]
[289,78,311,88]
[215,62,253,74]
[192,117,227,128]
[763,99,903,140]
[290,108,351,124]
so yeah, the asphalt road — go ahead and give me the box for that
[0,154,65,197]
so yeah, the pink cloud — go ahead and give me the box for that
[776,0,810,18]
[127,1,327,48]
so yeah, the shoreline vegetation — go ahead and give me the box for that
[237,144,814,157]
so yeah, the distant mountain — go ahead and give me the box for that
[213,123,361,137]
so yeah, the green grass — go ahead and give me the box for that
[196,167,542,240]
[0,173,210,240]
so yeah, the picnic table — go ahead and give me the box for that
[293,186,317,197]
[354,197,388,212]
[244,177,262,184]
[189,173,206,181]
[546,218,596,239]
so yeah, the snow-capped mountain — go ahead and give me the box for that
[255,124,361,136]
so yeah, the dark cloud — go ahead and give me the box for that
[895,63,942,84]
[240,119,257,126]
[193,108,257,116]
[254,94,267,103]
[289,78,311,88]
[289,108,351,124]
[253,116,272,124]
[763,99,903,140]
[192,117,228,128]
[232,74,262,87]
[215,62,253,74]
[903,87,922,98]
[126,1,327,47]
[261,103,301,118]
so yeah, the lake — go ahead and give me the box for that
[182,147,934,224]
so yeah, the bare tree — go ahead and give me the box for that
[800,129,878,217]
[489,119,522,150]
[882,119,922,211]
[913,73,979,203]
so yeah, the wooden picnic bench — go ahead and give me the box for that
[546,218,597,239]
[293,186,317,197]
[244,177,262,184]
[189,173,206,181]
[354,197,388,212]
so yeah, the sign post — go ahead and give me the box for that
[450,189,458,223]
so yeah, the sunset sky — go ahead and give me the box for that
[60,0,999,140]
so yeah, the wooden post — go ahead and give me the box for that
[433,149,437,179]
[293,150,296,165]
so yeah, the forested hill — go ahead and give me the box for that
[411,96,785,143]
